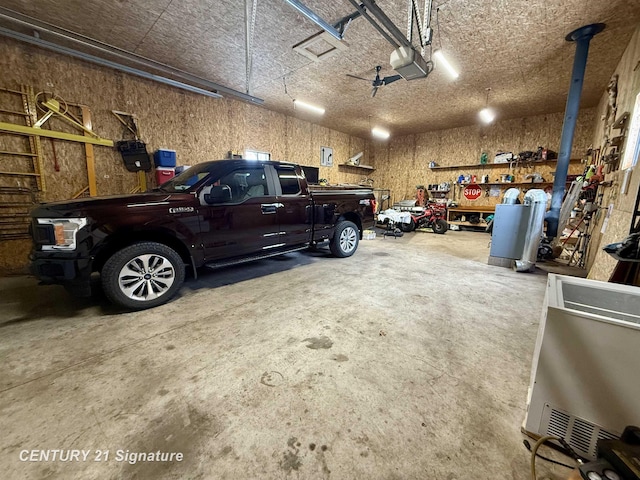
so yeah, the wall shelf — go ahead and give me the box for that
[339,163,375,171]
[453,181,572,187]
[429,158,582,170]
[476,182,553,187]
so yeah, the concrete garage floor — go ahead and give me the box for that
[0,230,572,480]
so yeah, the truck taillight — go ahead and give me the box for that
[371,198,377,214]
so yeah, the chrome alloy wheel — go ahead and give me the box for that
[118,254,175,301]
[339,226,358,254]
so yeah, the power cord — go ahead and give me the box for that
[529,436,579,480]
[523,439,575,469]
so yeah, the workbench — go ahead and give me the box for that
[448,206,495,228]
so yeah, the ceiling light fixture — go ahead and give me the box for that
[371,127,390,140]
[479,88,495,124]
[433,50,459,79]
[479,108,495,124]
[293,99,325,115]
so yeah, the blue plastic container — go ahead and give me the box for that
[154,149,177,167]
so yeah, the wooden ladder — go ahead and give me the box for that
[0,85,44,239]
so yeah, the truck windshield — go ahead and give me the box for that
[157,163,226,193]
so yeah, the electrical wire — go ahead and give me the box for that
[282,76,294,102]
[531,435,560,480]
[530,436,578,480]
[436,7,442,50]
[523,440,575,470]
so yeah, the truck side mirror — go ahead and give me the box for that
[205,185,232,204]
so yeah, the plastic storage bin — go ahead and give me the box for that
[175,165,190,174]
[155,167,175,185]
[154,149,177,167]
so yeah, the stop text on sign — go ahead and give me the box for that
[463,184,482,200]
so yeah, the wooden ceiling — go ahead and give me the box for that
[1,0,639,138]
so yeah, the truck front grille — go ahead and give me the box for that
[38,263,65,277]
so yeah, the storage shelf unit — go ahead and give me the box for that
[429,158,582,170]
[428,189,449,200]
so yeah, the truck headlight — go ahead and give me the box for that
[36,218,87,251]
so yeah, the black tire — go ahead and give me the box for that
[399,220,415,232]
[330,220,359,258]
[432,219,448,234]
[101,242,185,310]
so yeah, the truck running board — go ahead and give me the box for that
[204,245,309,270]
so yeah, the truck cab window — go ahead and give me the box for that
[276,167,302,195]
[216,167,269,202]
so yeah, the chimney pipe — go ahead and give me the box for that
[547,23,605,239]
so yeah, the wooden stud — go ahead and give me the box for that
[81,106,98,196]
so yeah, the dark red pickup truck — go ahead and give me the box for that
[29,160,376,309]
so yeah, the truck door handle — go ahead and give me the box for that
[261,203,284,214]
[261,203,278,214]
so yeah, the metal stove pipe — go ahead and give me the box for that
[502,188,521,205]
[547,23,605,239]
[515,189,548,272]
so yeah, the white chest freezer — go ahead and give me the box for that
[523,274,640,460]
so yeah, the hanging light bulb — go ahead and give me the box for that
[479,108,495,123]
[479,88,495,124]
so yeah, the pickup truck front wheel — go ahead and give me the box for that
[102,242,185,310]
[330,221,359,258]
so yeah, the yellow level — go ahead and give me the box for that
[0,121,114,147]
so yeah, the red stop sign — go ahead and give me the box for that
[463,184,482,200]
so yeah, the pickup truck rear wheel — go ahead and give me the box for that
[102,242,185,310]
[330,221,359,258]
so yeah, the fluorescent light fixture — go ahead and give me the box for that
[434,50,459,79]
[293,99,325,115]
[479,107,496,124]
[371,127,390,140]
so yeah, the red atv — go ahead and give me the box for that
[400,202,448,234]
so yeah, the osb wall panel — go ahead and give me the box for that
[587,26,640,281]
[0,239,31,273]
[0,38,367,274]
[284,120,370,185]
[371,109,595,206]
